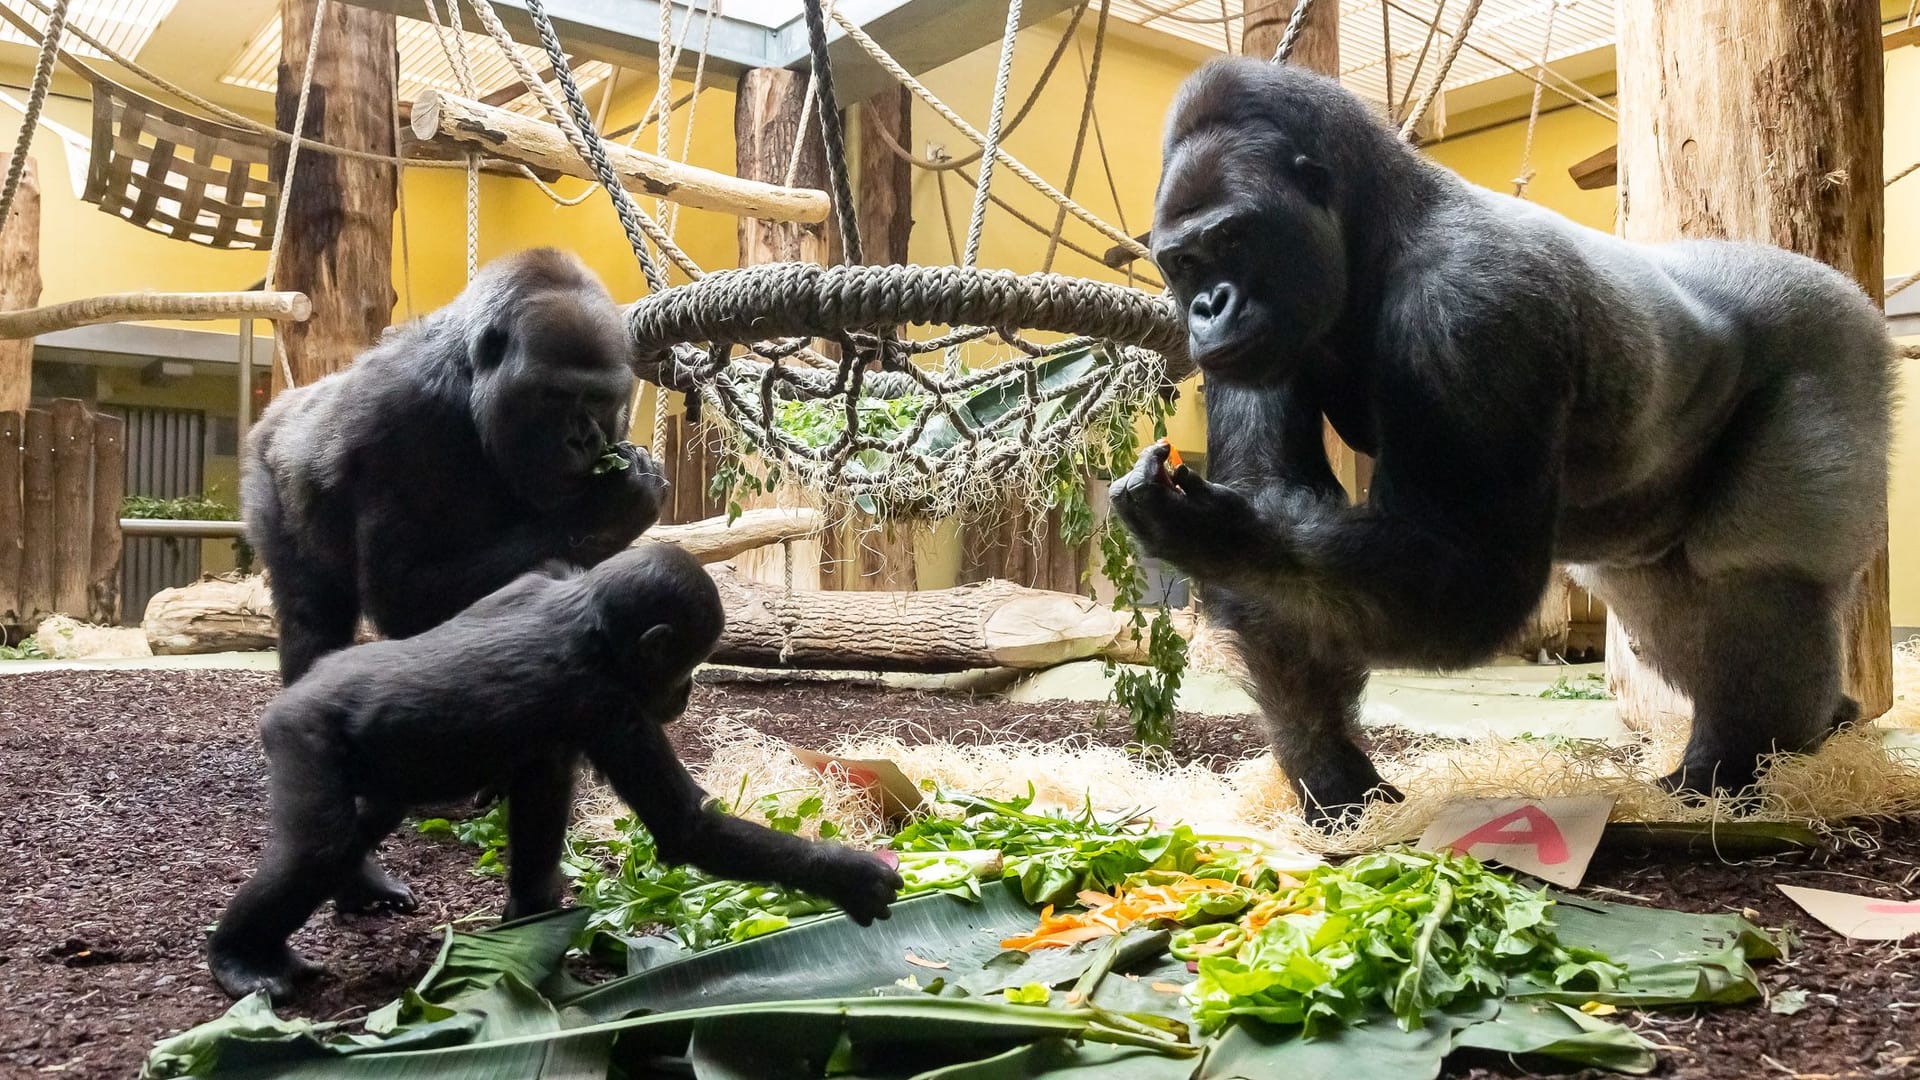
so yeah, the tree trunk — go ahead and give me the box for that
[709,565,1182,672]
[0,157,39,414]
[18,407,53,624]
[1612,0,1890,720]
[0,411,21,626]
[271,0,397,393]
[824,86,918,592]
[88,412,124,623]
[732,68,829,589]
[1240,4,1368,502]
[1506,568,1573,660]
[49,399,92,617]
[144,574,279,655]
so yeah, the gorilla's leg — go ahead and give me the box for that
[1217,595,1399,828]
[330,802,417,915]
[208,768,364,999]
[1591,563,1844,795]
[502,755,574,921]
[269,568,360,686]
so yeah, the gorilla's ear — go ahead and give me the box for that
[1290,154,1333,208]
[639,624,677,651]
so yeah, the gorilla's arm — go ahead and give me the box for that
[1117,320,1566,656]
[584,717,901,926]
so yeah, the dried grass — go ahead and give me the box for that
[584,648,1920,858]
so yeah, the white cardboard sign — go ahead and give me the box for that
[789,746,926,820]
[1778,884,1920,941]
[1417,796,1616,888]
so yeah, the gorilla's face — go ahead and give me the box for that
[1152,123,1347,385]
[472,293,636,511]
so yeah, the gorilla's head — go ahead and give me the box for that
[1152,59,1384,384]
[580,543,726,724]
[464,249,637,511]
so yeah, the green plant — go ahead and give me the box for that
[121,490,239,521]
[0,635,46,660]
[1540,673,1610,701]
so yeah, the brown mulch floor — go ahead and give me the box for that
[1,669,1916,1080]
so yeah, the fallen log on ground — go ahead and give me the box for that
[708,565,1197,672]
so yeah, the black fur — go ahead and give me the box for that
[243,249,665,906]
[206,544,904,1001]
[1114,60,1894,828]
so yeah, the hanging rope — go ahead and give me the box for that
[422,0,481,279]
[801,0,864,265]
[1269,0,1317,64]
[0,0,66,227]
[961,0,1025,269]
[263,0,331,391]
[1509,0,1560,198]
[1398,0,1485,140]
[1044,0,1110,273]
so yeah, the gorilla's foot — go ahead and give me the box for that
[1655,756,1765,806]
[333,857,417,915]
[1295,771,1403,834]
[208,942,322,1001]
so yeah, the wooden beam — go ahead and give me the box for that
[0,292,311,339]
[410,90,832,224]
[0,411,21,625]
[1568,143,1617,191]
[49,399,91,617]
[1884,22,1920,50]
[0,157,39,413]
[1612,0,1891,719]
[274,0,398,393]
[88,412,124,624]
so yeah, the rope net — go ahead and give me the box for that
[629,261,1189,518]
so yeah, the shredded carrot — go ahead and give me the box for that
[1156,438,1184,469]
[1000,873,1246,951]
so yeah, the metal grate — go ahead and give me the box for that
[108,405,205,627]
[221,12,613,117]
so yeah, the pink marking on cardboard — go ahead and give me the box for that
[1446,805,1571,865]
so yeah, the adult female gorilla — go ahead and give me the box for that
[1113,59,1893,828]
[243,248,666,905]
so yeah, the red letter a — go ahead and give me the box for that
[1446,805,1570,866]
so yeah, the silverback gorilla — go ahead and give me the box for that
[243,249,665,905]
[1112,60,1894,828]
[209,544,904,1000]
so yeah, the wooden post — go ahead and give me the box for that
[1239,5,1368,502]
[0,157,39,415]
[89,412,124,624]
[49,399,92,617]
[0,411,20,625]
[827,86,919,592]
[732,68,828,589]
[271,0,398,393]
[1613,0,1891,719]
[19,407,52,624]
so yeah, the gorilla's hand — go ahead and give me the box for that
[568,442,668,551]
[806,848,904,926]
[1109,441,1253,574]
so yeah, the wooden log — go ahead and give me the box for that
[648,507,823,564]
[49,400,92,617]
[409,90,831,226]
[707,565,1152,672]
[19,407,52,623]
[732,67,830,590]
[273,0,396,394]
[1504,567,1572,660]
[144,574,278,655]
[1613,0,1892,719]
[88,412,125,624]
[0,292,311,340]
[0,157,38,412]
[0,411,20,624]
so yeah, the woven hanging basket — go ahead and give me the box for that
[83,75,280,250]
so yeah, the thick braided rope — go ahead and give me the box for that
[1269,0,1316,64]
[0,0,66,227]
[1044,0,1109,273]
[801,0,863,265]
[1399,0,1485,140]
[628,263,1185,364]
[422,0,481,279]
[961,0,1024,270]
[518,0,672,292]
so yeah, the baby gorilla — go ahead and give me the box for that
[208,543,903,1000]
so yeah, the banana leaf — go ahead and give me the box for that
[1197,1001,1498,1080]
[909,345,1108,461]
[1451,1001,1656,1075]
[1513,895,1784,1007]
[565,883,1042,1021]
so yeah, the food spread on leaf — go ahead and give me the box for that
[154,785,1789,1079]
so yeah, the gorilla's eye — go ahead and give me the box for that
[1160,251,1199,279]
